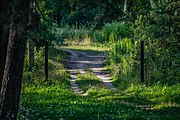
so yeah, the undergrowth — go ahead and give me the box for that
[19,22,180,119]
[23,46,70,87]
[18,80,180,120]
[19,43,180,120]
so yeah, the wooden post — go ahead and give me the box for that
[140,41,144,83]
[45,42,48,81]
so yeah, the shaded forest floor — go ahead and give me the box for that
[18,45,180,120]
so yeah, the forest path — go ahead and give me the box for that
[61,48,115,95]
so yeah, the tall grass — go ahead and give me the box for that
[107,34,138,84]
[53,22,95,46]
[94,22,130,43]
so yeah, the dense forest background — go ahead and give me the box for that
[0,0,179,119]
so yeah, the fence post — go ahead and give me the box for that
[45,41,48,81]
[140,41,144,83]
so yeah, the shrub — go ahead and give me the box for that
[106,36,138,83]
[94,22,130,43]
[23,46,70,87]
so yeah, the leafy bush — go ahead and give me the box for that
[23,47,70,87]
[107,36,138,83]
[68,8,97,28]
[131,15,180,85]
[94,22,130,43]
[106,14,179,86]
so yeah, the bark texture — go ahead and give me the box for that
[0,0,11,91]
[28,0,35,71]
[28,38,35,71]
[0,31,8,89]
[0,0,29,119]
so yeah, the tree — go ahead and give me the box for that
[0,0,29,119]
[124,0,151,21]
[0,0,11,90]
[28,0,35,71]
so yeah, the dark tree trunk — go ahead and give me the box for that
[28,39,34,71]
[0,0,29,119]
[28,0,35,71]
[0,0,10,92]
[0,26,27,119]
[0,31,8,89]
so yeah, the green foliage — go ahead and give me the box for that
[68,8,98,27]
[124,83,180,105]
[23,47,70,87]
[37,0,99,27]
[18,78,180,119]
[130,11,179,84]
[107,37,137,83]
[20,42,180,120]
[54,26,92,45]
[19,0,180,119]
[94,22,130,43]
[24,47,44,75]
[124,0,151,21]
[106,6,179,85]
[149,0,180,39]
[49,47,70,61]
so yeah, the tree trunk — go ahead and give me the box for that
[0,31,8,90]
[124,0,128,13]
[0,0,10,92]
[0,0,29,119]
[28,39,34,71]
[28,0,35,71]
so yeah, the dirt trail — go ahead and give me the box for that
[61,49,115,95]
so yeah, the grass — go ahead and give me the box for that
[123,83,180,107]
[61,45,108,57]
[19,44,180,120]
[49,47,71,61]
[18,81,180,120]
[75,72,105,92]
[61,36,109,52]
